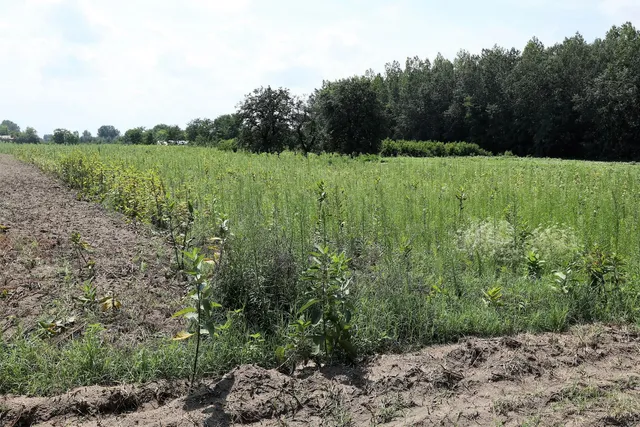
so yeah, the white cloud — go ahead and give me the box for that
[0,0,633,135]
[599,0,640,21]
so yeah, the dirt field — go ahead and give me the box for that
[0,154,183,345]
[3,154,640,426]
[3,325,640,426]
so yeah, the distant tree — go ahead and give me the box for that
[291,95,318,153]
[152,124,184,142]
[53,128,79,145]
[167,125,184,141]
[15,127,40,144]
[43,134,53,142]
[53,129,66,145]
[186,118,215,145]
[313,76,386,154]
[124,127,145,145]
[97,125,120,141]
[212,114,241,141]
[237,86,294,153]
[80,130,93,143]
[0,125,9,136]
[155,129,169,142]
[1,120,20,134]
[69,131,80,145]
[143,129,155,145]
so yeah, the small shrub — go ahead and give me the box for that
[277,244,356,370]
[457,220,582,272]
[457,219,521,267]
[216,138,238,152]
[527,224,581,269]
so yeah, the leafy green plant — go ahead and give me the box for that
[525,250,545,279]
[277,244,356,368]
[165,199,195,271]
[380,139,490,158]
[482,286,504,308]
[76,279,97,307]
[172,218,234,387]
[70,231,95,277]
[276,317,314,373]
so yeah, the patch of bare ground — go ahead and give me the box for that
[0,154,183,344]
[2,324,640,426]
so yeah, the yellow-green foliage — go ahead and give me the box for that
[22,149,188,226]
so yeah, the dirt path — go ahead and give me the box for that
[2,154,640,426]
[2,325,640,426]
[0,154,182,343]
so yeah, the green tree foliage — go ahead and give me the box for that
[365,22,640,160]
[1,120,20,135]
[143,129,155,145]
[185,118,215,145]
[15,127,40,144]
[80,130,94,143]
[53,129,79,145]
[186,115,241,146]
[97,125,121,142]
[152,124,184,142]
[291,96,318,153]
[212,114,241,142]
[313,76,386,155]
[237,86,294,153]
[124,127,145,145]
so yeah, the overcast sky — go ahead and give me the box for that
[0,0,637,136]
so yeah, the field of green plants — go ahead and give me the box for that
[2,143,640,394]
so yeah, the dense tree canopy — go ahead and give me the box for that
[237,86,295,153]
[362,22,640,160]
[15,127,40,144]
[80,130,94,143]
[1,120,20,134]
[53,128,79,145]
[313,76,386,155]
[124,127,145,145]
[97,125,121,142]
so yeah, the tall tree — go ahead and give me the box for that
[237,86,294,153]
[80,130,94,143]
[212,114,241,141]
[53,129,79,145]
[1,120,20,134]
[186,118,215,145]
[15,127,40,144]
[313,76,386,155]
[124,127,145,145]
[97,125,121,141]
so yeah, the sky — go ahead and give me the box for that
[0,0,638,136]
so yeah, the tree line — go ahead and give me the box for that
[229,22,639,160]
[4,22,638,160]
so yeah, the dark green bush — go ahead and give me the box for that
[381,139,491,158]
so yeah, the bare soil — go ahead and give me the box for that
[0,154,183,344]
[2,325,640,426]
[2,154,640,426]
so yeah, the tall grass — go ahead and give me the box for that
[2,143,640,394]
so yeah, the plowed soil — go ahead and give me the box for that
[2,154,640,427]
[3,325,640,426]
[0,154,182,344]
